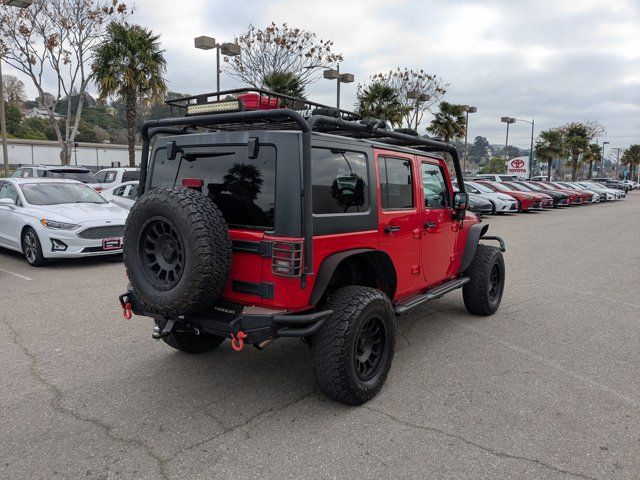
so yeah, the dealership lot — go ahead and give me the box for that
[1,194,639,480]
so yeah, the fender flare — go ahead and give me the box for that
[459,223,489,273]
[309,248,385,306]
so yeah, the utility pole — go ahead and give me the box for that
[462,105,477,175]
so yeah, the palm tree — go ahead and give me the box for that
[356,82,408,127]
[93,23,167,166]
[262,72,305,99]
[621,145,640,181]
[535,128,565,180]
[583,143,602,179]
[563,123,590,181]
[427,102,466,142]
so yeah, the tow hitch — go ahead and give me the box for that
[230,331,248,352]
[152,319,175,339]
[118,293,133,320]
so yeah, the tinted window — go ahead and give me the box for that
[154,145,277,229]
[113,185,126,196]
[94,171,108,183]
[312,148,369,214]
[104,170,118,183]
[36,169,46,177]
[379,156,414,209]
[47,170,97,184]
[10,169,22,178]
[122,170,140,182]
[20,169,33,178]
[421,163,450,208]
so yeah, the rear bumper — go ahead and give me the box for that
[120,291,332,344]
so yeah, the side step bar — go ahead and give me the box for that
[393,277,470,316]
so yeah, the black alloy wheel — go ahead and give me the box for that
[354,316,387,381]
[140,218,185,290]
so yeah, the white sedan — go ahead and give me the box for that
[100,181,139,210]
[0,178,128,266]
[460,181,519,213]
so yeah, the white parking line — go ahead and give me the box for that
[0,268,33,281]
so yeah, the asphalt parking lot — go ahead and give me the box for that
[1,193,639,480]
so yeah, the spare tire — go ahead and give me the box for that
[123,187,232,317]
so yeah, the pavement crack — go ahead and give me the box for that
[365,405,598,480]
[164,388,318,464]
[1,317,170,480]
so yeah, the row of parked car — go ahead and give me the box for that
[460,174,633,215]
[0,164,635,266]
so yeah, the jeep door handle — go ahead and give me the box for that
[384,225,401,234]
[424,221,437,229]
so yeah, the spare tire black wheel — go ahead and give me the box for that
[124,187,232,317]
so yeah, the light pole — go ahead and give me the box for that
[322,65,354,110]
[515,118,534,177]
[600,141,609,178]
[462,105,477,174]
[407,91,430,131]
[500,117,516,171]
[194,36,241,99]
[1,0,34,177]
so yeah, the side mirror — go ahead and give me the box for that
[453,191,469,210]
[0,198,16,208]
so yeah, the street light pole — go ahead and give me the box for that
[407,91,430,131]
[1,0,34,177]
[462,105,477,174]
[501,117,516,172]
[323,65,354,110]
[600,141,609,178]
[194,36,241,100]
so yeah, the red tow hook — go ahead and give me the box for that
[230,331,248,352]
[122,303,132,320]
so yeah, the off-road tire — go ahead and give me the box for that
[22,227,47,267]
[124,187,232,317]
[312,286,395,405]
[162,329,225,354]
[463,244,505,316]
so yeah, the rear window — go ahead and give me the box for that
[150,144,276,229]
[46,169,97,184]
[122,170,140,182]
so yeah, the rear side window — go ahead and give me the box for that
[104,170,118,183]
[94,171,108,183]
[122,170,140,182]
[312,148,369,214]
[152,144,277,229]
[378,156,414,209]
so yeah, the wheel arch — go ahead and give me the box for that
[459,223,489,274]
[309,249,398,305]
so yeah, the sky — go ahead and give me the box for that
[6,0,640,154]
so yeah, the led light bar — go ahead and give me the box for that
[186,100,242,116]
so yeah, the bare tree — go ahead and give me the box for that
[224,22,343,88]
[363,68,448,129]
[2,74,27,105]
[0,0,128,164]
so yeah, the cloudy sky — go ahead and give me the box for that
[8,0,640,153]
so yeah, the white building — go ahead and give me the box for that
[24,108,65,120]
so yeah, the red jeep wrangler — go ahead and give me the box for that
[120,89,506,405]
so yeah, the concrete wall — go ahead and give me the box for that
[1,138,141,171]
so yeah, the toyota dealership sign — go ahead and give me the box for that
[506,156,529,177]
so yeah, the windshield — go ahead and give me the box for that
[466,181,493,193]
[485,181,517,192]
[502,182,529,192]
[20,182,107,205]
[45,169,97,184]
[517,182,539,191]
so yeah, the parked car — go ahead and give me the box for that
[562,181,611,201]
[577,182,618,200]
[100,181,139,210]
[456,181,518,213]
[528,181,584,205]
[119,88,506,406]
[597,179,629,193]
[511,181,570,207]
[95,167,140,186]
[10,165,104,192]
[501,181,554,208]
[472,174,519,182]
[467,192,494,215]
[0,178,128,266]
[475,180,544,211]
[554,182,600,203]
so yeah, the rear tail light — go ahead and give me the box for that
[182,178,204,189]
[272,241,303,277]
[94,186,104,193]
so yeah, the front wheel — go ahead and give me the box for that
[312,286,395,405]
[463,244,505,315]
[22,227,47,267]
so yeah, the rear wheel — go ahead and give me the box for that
[463,244,505,315]
[311,286,395,405]
[22,228,46,267]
